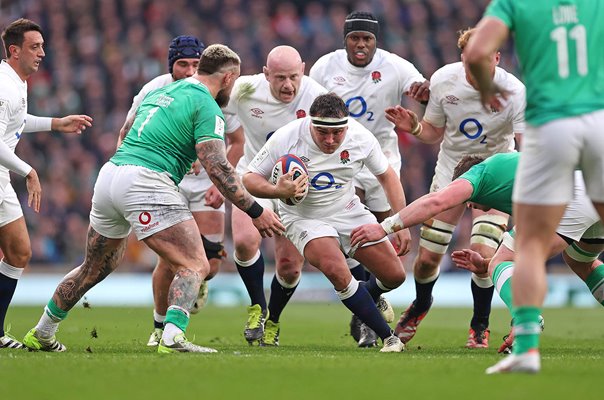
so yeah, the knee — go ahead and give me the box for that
[414,250,442,276]
[377,260,406,288]
[276,256,303,283]
[3,245,32,268]
[320,260,349,289]
[233,233,261,260]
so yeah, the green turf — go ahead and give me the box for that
[1,305,601,400]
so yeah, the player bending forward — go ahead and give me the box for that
[243,92,409,352]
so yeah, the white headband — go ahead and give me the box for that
[310,116,349,127]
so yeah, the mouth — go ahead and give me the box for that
[353,51,367,61]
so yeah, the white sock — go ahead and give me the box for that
[153,310,165,325]
[162,323,183,345]
[35,307,61,338]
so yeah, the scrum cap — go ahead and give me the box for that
[168,35,204,73]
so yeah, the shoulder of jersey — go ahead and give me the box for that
[143,73,174,91]
[430,62,462,85]
[231,74,264,101]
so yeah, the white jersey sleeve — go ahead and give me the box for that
[126,74,174,121]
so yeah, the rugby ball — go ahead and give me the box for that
[270,154,309,205]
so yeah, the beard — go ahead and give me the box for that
[215,89,230,107]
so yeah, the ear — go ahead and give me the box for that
[495,51,501,66]
[263,66,269,81]
[8,44,20,59]
[300,62,306,74]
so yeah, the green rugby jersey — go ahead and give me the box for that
[486,0,604,125]
[458,152,519,215]
[111,77,225,184]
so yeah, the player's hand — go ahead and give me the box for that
[385,105,417,133]
[350,223,387,247]
[204,185,225,209]
[451,249,488,274]
[25,169,42,212]
[392,228,411,256]
[405,80,430,103]
[478,83,510,113]
[252,208,285,238]
[53,115,93,134]
[187,160,202,175]
[276,171,308,199]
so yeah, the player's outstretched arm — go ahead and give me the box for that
[51,115,93,134]
[196,139,284,237]
[351,179,474,247]
[375,166,411,255]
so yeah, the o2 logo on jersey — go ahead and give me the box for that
[345,96,375,122]
[310,172,343,191]
[459,118,487,144]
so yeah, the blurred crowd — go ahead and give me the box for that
[0,0,521,272]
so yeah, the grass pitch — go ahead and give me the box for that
[1,304,601,400]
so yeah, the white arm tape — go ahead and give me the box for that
[0,139,32,176]
[380,213,404,235]
[24,114,52,133]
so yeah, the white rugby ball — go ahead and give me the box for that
[270,154,309,205]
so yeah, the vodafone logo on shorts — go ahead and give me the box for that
[138,212,152,225]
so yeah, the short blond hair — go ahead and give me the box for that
[457,27,475,51]
[197,44,241,75]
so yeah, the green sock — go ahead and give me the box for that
[492,261,514,313]
[46,299,68,321]
[585,264,604,306]
[511,306,542,354]
[164,307,190,332]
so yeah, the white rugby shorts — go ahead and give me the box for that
[178,171,225,213]
[280,195,387,257]
[514,109,604,204]
[90,163,193,240]
[0,184,23,227]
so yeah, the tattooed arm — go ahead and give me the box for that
[196,139,285,237]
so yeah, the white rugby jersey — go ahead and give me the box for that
[125,73,174,121]
[224,74,327,173]
[0,60,31,189]
[425,62,525,180]
[247,117,389,218]
[309,49,425,164]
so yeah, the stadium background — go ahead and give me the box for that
[0,0,592,307]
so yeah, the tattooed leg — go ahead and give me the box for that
[29,227,127,341]
[53,227,127,311]
[144,219,209,339]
